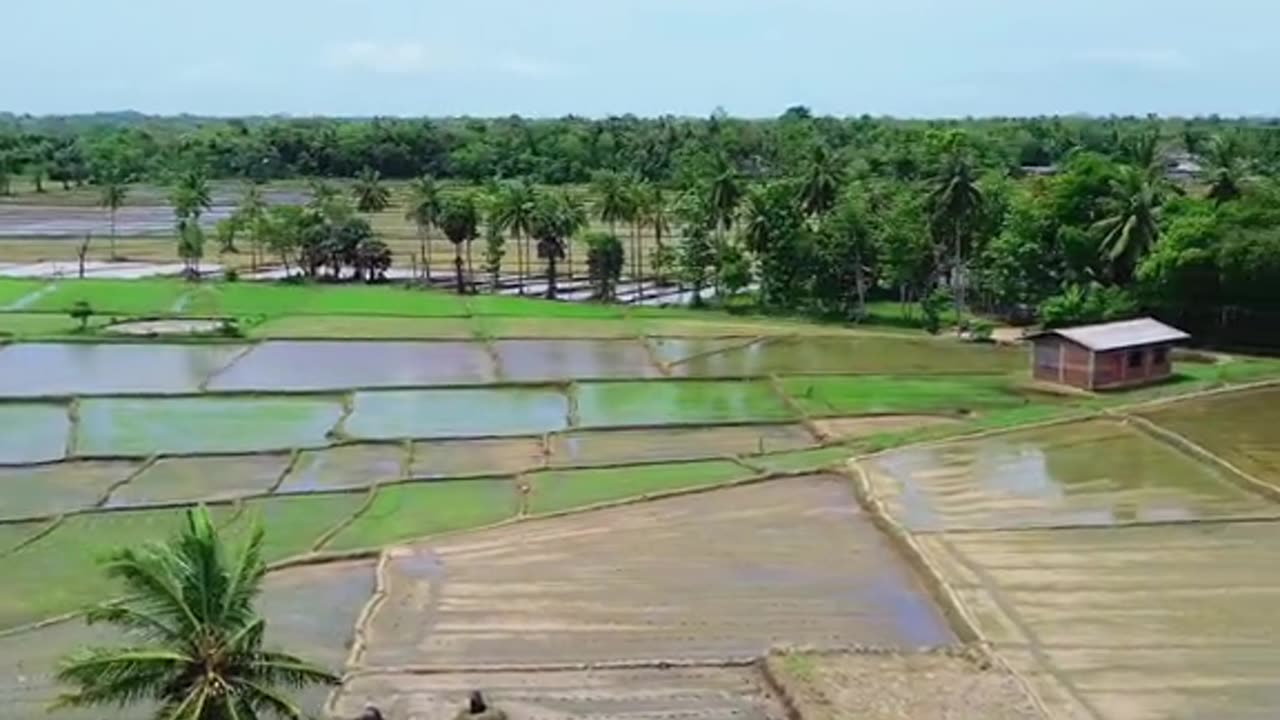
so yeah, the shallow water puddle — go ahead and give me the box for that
[277,443,406,493]
[576,380,796,427]
[108,454,293,506]
[1141,386,1280,485]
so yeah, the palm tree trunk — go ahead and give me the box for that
[418,228,427,284]
[654,222,664,285]
[466,238,475,293]
[952,218,964,322]
[109,209,117,259]
[454,246,465,295]
[424,227,433,282]
[546,253,558,300]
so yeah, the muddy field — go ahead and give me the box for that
[1141,385,1280,484]
[356,476,954,669]
[861,419,1275,532]
[333,667,788,720]
[916,522,1280,720]
[768,652,1045,720]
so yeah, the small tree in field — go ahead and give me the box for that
[54,507,338,719]
[584,231,624,301]
[69,300,94,331]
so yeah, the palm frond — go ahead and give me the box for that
[54,648,190,708]
[220,520,267,626]
[238,679,309,720]
[99,546,200,633]
[247,653,341,688]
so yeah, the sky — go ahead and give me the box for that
[3,0,1278,118]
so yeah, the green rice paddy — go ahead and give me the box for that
[324,479,518,551]
[1,277,1278,642]
[576,380,796,426]
[527,460,757,514]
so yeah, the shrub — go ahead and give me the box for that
[69,300,94,331]
[920,289,952,335]
[223,267,240,282]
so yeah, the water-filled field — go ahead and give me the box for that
[862,419,1273,531]
[1140,386,1280,484]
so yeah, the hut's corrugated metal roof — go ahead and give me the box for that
[1027,318,1190,352]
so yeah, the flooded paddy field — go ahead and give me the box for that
[669,335,1025,377]
[0,460,138,520]
[207,340,497,391]
[1140,385,1280,484]
[576,380,796,427]
[549,423,815,467]
[324,478,519,552]
[410,436,546,478]
[357,476,953,668]
[333,667,789,720]
[107,453,292,506]
[75,395,344,455]
[492,339,663,381]
[0,343,247,397]
[917,522,1280,720]
[0,402,70,464]
[861,419,1274,532]
[344,387,569,439]
[278,443,406,493]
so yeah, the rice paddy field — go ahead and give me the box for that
[2,277,1280,720]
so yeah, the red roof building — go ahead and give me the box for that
[1026,318,1191,391]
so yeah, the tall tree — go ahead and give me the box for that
[491,180,537,293]
[404,175,442,282]
[593,172,636,283]
[55,507,337,719]
[529,192,580,299]
[636,184,671,284]
[171,171,212,277]
[798,143,844,218]
[352,167,391,213]
[584,230,625,301]
[438,193,479,294]
[237,183,267,272]
[1204,135,1247,206]
[97,174,128,260]
[1093,166,1164,281]
[929,153,984,314]
[705,155,742,296]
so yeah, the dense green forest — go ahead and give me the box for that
[1,110,1277,348]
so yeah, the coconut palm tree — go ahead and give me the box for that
[405,176,442,282]
[593,171,636,284]
[1093,166,1164,281]
[352,167,391,213]
[97,175,128,260]
[171,171,212,277]
[636,184,671,285]
[798,143,844,219]
[54,507,338,719]
[438,193,479,295]
[528,191,587,300]
[1204,135,1248,205]
[490,180,537,293]
[928,153,983,313]
[237,183,267,272]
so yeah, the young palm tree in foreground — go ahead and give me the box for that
[54,507,338,720]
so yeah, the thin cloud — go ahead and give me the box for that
[1074,48,1195,72]
[495,54,567,78]
[326,41,444,74]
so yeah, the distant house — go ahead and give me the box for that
[1026,318,1190,391]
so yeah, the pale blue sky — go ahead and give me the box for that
[3,0,1277,117]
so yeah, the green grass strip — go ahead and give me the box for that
[323,479,518,552]
[527,459,756,515]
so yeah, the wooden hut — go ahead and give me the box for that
[1026,318,1190,391]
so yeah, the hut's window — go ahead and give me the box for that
[1153,348,1169,364]
[1128,350,1144,369]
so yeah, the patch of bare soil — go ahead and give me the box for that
[767,652,1045,720]
[332,667,788,720]
[358,476,954,669]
